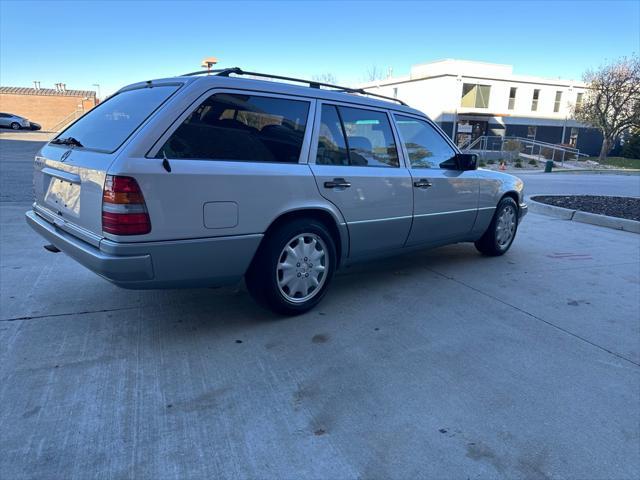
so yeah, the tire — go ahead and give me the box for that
[10,122,21,130]
[246,219,337,315]
[475,197,519,256]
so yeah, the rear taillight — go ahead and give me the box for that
[102,175,151,235]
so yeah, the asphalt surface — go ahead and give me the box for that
[517,171,640,198]
[1,132,639,479]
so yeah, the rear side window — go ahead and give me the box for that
[316,105,349,166]
[160,93,309,163]
[394,115,455,168]
[56,85,178,152]
[315,105,399,167]
[340,107,399,167]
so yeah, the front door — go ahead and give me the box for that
[309,104,412,257]
[393,115,479,246]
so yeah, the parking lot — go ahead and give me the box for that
[1,132,639,479]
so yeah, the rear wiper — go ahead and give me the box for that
[51,136,84,147]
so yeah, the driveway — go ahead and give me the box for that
[1,135,639,479]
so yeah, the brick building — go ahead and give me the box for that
[0,85,97,131]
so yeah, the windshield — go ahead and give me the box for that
[54,85,179,152]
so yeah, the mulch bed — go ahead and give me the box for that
[532,195,640,222]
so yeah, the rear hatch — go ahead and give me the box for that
[33,84,180,245]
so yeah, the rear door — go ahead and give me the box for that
[33,84,179,244]
[393,114,479,246]
[309,103,412,257]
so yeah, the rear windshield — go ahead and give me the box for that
[54,85,179,152]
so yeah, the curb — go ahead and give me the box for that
[527,195,640,234]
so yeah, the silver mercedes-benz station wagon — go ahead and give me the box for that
[26,68,527,314]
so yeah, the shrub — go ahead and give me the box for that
[487,159,496,165]
[558,144,577,160]
[622,129,640,159]
[528,159,538,166]
[514,161,523,168]
[540,147,555,160]
[479,161,486,167]
[503,140,521,152]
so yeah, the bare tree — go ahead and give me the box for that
[573,55,640,161]
[365,65,386,82]
[312,73,338,85]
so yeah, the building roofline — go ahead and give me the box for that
[359,59,587,89]
[0,86,97,98]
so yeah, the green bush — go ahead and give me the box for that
[514,161,523,168]
[528,159,537,166]
[487,159,496,165]
[622,129,640,159]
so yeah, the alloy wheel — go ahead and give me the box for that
[495,204,517,248]
[276,233,328,303]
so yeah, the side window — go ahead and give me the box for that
[394,115,455,168]
[316,105,349,166]
[339,106,399,167]
[160,93,309,162]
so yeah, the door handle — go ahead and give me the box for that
[324,178,351,189]
[413,179,432,188]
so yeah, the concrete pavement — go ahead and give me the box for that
[1,135,639,479]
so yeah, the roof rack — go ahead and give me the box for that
[181,67,408,106]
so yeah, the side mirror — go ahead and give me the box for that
[440,153,478,171]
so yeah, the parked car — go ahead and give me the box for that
[0,112,32,130]
[25,68,527,315]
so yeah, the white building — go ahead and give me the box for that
[361,59,602,155]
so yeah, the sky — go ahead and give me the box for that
[1,0,638,98]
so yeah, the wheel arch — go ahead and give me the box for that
[262,207,347,268]
[501,191,520,211]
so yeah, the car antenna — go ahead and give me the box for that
[162,150,172,173]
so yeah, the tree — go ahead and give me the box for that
[573,55,640,161]
[365,65,387,82]
[312,73,338,85]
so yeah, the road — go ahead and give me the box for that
[1,133,639,479]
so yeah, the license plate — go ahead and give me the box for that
[44,177,81,217]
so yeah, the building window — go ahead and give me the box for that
[553,91,562,112]
[527,126,537,139]
[575,92,584,111]
[531,89,540,111]
[461,83,491,108]
[508,87,517,110]
[569,127,579,147]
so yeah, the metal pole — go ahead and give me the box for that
[92,83,101,102]
[452,109,458,140]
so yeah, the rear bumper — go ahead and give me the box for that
[25,210,263,289]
